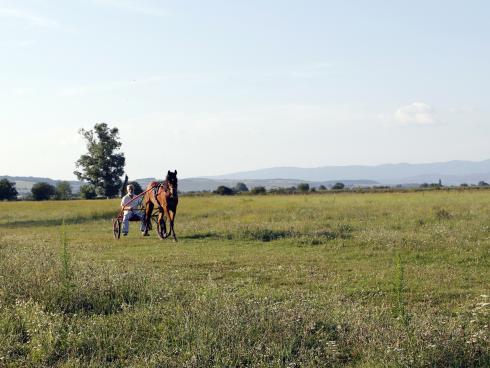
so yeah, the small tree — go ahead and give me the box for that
[235,182,249,193]
[478,181,489,187]
[318,185,327,191]
[0,179,18,200]
[31,182,56,200]
[215,186,234,195]
[332,182,345,190]
[120,175,129,198]
[80,184,97,199]
[56,181,72,200]
[250,186,266,195]
[74,123,125,198]
[297,183,310,192]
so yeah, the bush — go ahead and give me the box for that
[55,181,72,200]
[79,184,97,199]
[297,183,310,192]
[478,181,489,187]
[250,186,266,195]
[0,179,18,200]
[332,182,345,190]
[31,182,56,201]
[318,185,327,191]
[234,182,249,193]
[215,186,234,195]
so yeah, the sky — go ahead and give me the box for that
[0,0,489,180]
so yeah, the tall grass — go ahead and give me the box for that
[393,254,409,328]
[59,219,73,305]
[0,191,488,366]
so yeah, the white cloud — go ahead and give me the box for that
[93,0,168,17]
[0,8,59,28]
[394,102,438,125]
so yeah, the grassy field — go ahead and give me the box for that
[0,190,489,367]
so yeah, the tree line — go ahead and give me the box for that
[2,121,490,201]
[212,182,346,196]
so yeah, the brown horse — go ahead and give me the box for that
[142,170,179,241]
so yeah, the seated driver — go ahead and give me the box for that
[120,184,145,236]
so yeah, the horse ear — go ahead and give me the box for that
[167,170,171,175]
[174,170,177,175]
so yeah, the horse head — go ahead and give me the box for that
[166,170,178,195]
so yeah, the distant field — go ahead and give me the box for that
[0,191,488,367]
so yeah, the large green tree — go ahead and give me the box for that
[31,182,56,201]
[0,179,18,200]
[74,123,125,198]
[55,181,72,200]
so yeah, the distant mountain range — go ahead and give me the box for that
[205,159,490,186]
[2,159,489,194]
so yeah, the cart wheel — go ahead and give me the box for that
[113,218,121,239]
[156,217,167,239]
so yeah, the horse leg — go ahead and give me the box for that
[157,210,167,239]
[171,212,177,242]
[167,209,177,242]
[143,201,153,236]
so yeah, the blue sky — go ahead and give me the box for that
[0,0,489,179]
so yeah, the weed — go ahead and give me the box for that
[434,207,452,220]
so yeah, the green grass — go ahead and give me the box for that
[0,191,489,367]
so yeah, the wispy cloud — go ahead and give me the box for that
[448,106,479,114]
[57,74,198,97]
[287,62,334,78]
[18,40,35,47]
[394,102,438,126]
[12,87,35,96]
[0,8,59,28]
[262,62,335,79]
[93,0,168,17]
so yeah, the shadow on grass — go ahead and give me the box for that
[177,226,355,243]
[180,232,220,240]
[0,211,114,229]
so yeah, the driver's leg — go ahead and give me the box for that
[122,212,131,235]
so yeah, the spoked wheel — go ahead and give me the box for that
[113,218,122,239]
